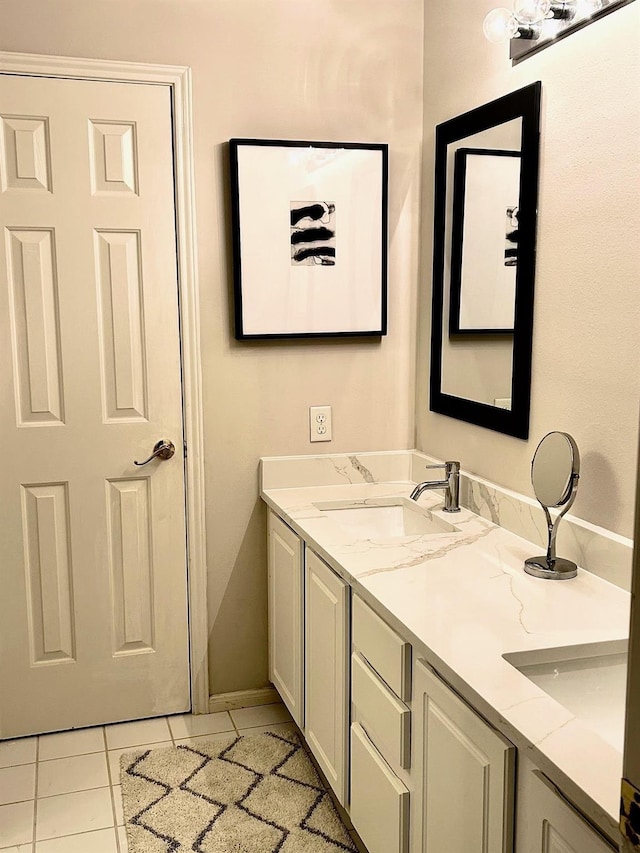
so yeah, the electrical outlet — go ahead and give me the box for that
[309,405,332,442]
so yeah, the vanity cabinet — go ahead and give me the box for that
[305,547,350,806]
[267,510,303,727]
[267,509,611,853]
[515,761,617,853]
[412,658,515,853]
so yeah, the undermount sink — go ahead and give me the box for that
[503,640,628,751]
[313,497,460,539]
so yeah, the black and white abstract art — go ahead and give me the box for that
[290,202,336,266]
[229,138,388,339]
[504,205,519,268]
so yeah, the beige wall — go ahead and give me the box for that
[1,0,424,694]
[418,0,640,538]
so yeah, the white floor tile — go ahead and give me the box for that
[236,722,299,737]
[0,800,34,847]
[0,738,37,769]
[117,825,129,852]
[35,787,113,841]
[174,732,238,749]
[37,752,109,798]
[230,703,292,729]
[107,742,172,782]
[104,718,170,751]
[39,728,104,762]
[167,711,234,740]
[0,764,36,805]
[35,827,118,852]
[112,785,124,826]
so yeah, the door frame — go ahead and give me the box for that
[0,51,209,714]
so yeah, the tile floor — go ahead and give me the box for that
[0,702,298,852]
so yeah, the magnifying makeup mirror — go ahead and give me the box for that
[524,431,580,580]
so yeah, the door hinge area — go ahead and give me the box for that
[621,778,640,851]
[183,440,187,459]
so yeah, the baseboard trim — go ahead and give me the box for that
[208,686,280,714]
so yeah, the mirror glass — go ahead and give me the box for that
[430,83,541,439]
[531,431,579,508]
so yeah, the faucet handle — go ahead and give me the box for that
[425,460,459,471]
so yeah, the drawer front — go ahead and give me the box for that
[350,722,409,853]
[352,595,411,701]
[352,652,410,770]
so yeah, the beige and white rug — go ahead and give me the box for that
[120,728,357,852]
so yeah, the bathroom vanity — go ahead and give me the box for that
[261,451,630,853]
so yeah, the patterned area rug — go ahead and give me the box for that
[120,728,357,852]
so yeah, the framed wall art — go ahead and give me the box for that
[229,138,388,339]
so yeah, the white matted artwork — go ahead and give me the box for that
[449,147,521,334]
[229,139,388,339]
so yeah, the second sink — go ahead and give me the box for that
[503,640,628,751]
[314,497,460,539]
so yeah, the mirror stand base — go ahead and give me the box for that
[524,556,578,580]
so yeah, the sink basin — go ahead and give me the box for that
[504,640,628,751]
[314,497,459,539]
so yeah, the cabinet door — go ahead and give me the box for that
[305,548,349,806]
[267,511,303,727]
[412,659,515,853]
[516,766,616,853]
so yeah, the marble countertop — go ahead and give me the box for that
[260,476,630,842]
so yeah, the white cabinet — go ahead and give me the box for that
[412,659,515,853]
[516,762,616,853]
[267,510,304,727]
[305,547,350,806]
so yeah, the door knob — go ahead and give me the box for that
[134,440,175,466]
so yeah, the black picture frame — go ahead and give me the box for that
[429,82,542,440]
[449,147,521,336]
[229,138,388,340]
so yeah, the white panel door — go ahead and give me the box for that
[267,511,304,726]
[305,548,349,806]
[0,73,190,738]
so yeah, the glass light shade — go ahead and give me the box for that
[483,7,520,42]
[513,0,551,24]
[575,0,604,18]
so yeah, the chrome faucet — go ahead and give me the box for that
[410,461,461,512]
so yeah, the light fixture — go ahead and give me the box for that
[483,0,629,60]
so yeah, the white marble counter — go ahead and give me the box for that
[260,460,630,843]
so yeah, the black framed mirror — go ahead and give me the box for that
[429,82,541,439]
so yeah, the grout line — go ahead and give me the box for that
[167,717,176,746]
[37,748,104,764]
[37,781,115,801]
[230,711,240,736]
[32,735,39,853]
[29,825,120,846]
[103,727,121,853]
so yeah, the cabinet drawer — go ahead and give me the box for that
[350,722,409,853]
[352,652,410,770]
[352,595,411,701]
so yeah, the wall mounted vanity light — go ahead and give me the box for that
[483,0,635,62]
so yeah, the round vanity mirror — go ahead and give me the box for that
[525,431,580,580]
[531,430,578,507]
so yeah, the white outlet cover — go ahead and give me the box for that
[310,406,332,442]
